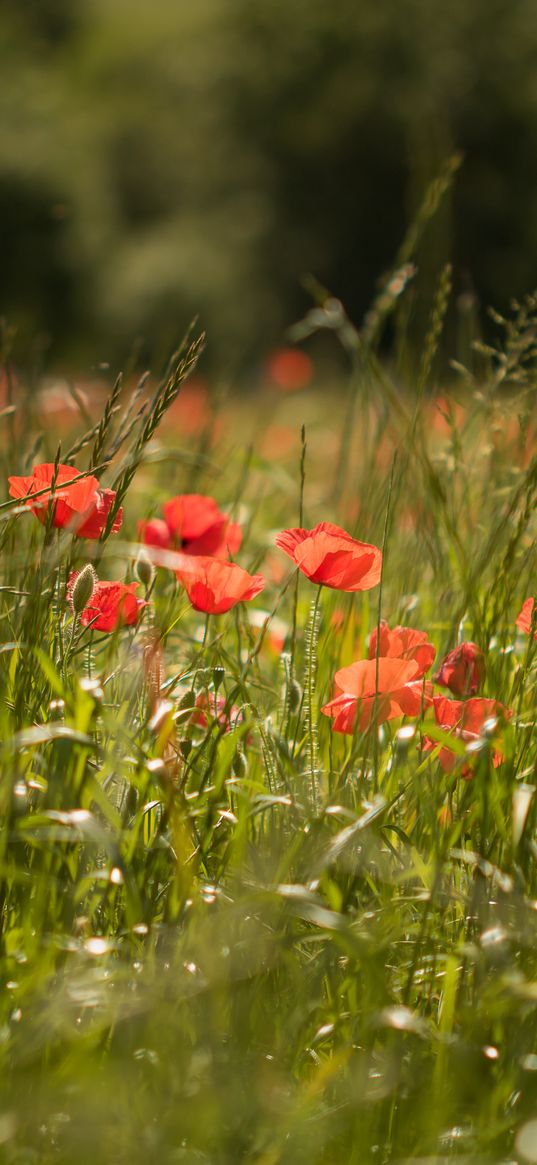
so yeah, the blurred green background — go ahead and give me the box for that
[2,0,537,370]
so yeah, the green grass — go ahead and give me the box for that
[0,299,537,1165]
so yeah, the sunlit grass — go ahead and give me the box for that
[0,296,536,1164]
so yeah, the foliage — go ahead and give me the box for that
[0,285,536,1163]
[3,0,537,364]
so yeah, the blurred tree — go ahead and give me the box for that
[0,0,536,369]
[3,0,85,44]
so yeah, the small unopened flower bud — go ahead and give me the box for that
[70,565,97,615]
[135,548,155,590]
[213,666,225,692]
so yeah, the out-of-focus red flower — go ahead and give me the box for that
[176,556,265,615]
[369,621,435,678]
[260,424,298,459]
[321,657,426,734]
[423,695,512,776]
[140,518,171,550]
[247,608,289,655]
[428,395,467,439]
[8,463,122,539]
[166,377,212,435]
[330,607,346,632]
[433,641,485,696]
[263,550,287,586]
[438,804,452,828]
[265,347,313,391]
[68,575,147,632]
[276,522,382,591]
[516,597,537,638]
[190,691,243,732]
[163,495,225,552]
[139,493,241,558]
[38,382,90,423]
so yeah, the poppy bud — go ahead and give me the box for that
[71,565,97,614]
[135,548,155,590]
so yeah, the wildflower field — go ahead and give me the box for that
[1,291,537,1165]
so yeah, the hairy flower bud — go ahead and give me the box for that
[135,548,155,590]
[70,565,97,615]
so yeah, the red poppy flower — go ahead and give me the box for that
[276,522,382,591]
[139,493,242,558]
[369,620,435,678]
[265,347,313,392]
[68,575,147,632]
[175,556,265,615]
[139,518,171,550]
[321,657,426,734]
[433,641,485,696]
[8,463,122,539]
[422,695,512,775]
[516,598,537,638]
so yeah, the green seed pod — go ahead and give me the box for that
[71,565,97,614]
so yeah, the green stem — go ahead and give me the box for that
[372,454,397,793]
[306,584,322,813]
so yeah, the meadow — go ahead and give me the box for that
[0,288,537,1165]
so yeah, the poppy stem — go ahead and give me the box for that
[63,614,79,683]
[202,612,211,650]
[305,584,322,813]
[286,425,307,734]
[372,454,397,793]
